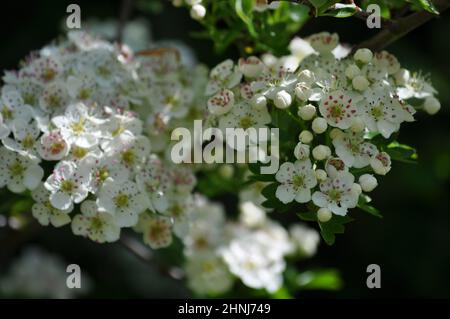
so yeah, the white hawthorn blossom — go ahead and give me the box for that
[275,160,317,204]
[31,184,72,227]
[72,200,121,243]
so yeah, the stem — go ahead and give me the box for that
[355,0,450,52]
[117,0,134,44]
[119,235,185,281]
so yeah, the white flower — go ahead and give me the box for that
[359,174,378,192]
[103,132,151,174]
[52,103,101,148]
[72,200,121,243]
[87,153,130,194]
[275,160,317,204]
[373,51,400,75]
[0,147,43,193]
[186,252,233,296]
[370,151,391,175]
[44,161,90,210]
[239,201,266,228]
[2,118,41,161]
[361,87,409,138]
[289,37,315,61]
[219,101,271,148]
[97,178,147,227]
[37,130,70,161]
[39,82,70,114]
[0,90,33,126]
[207,89,235,115]
[206,59,242,96]
[136,155,170,213]
[319,90,359,129]
[312,171,359,216]
[31,183,72,227]
[332,131,378,168]
[289,224,320,257]
[138,213,173,249]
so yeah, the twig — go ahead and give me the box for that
[119,235,185,281]
[117,0,134,44]
[355,0,450,52]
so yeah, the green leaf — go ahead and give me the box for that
[261,182,278,200]
[298,211,317,222]
[358,194,383,218]
[235,0,257,37]
[386,141,418,164]
[295,269,343,291]
[410,0,440,14]
[321,4,358,18]
[319,214,353,245]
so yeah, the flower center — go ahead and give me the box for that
[239,116,253,129]
[9,161,24,177]
[115,193,129,208]
[371,105,383,119]
[121,149,135,166]
[148,221,166,241]
[292,175,305,188]
[50,141,66,155]
[90,217,104,231]
[42,68,57,82]
[97,65,111,78]
[21,134,35,149]
[1,106,13,120]
[78,88,91,100]
[47,94,62,108]
[72,146,88,159]
[61,180,74,193]
[97,167,110,182]
[71,117,86,135]
[330,104,344,118]
[328,188,341,201]
[23,93,36,106]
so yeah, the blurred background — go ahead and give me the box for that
[0,0,449,298]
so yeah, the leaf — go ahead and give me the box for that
[261,182,278,200]
[308,0,340,16]
[318,214,353,245]
[411,0,440,14]
[358,194,383,218]
[295,269,343,291]
[386,141,418,164]
[321,3,358,18]
[235,0,257,37]
[297,211,317,222]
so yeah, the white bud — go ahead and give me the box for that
[345,64,360,79]
[295,82,312,101]
[172,0,183,7]
[354,48,373,64]
[317,208,332,223]
[298,104,316,121]
[218,164,234,179]
[315,169,327,181]
[352,183,362,196]
[424,97,441,115]
[299,130,313,144]
[312,145,331,161]
[251,94,267,110]
[329,128,343,139]
[394,68,410,86]
[359,174,378,192]
[297,69,315,85]
[370,152,391,175]
[274,90,292,109]
[312,117,328,134]
[352,75,369,91]
[350,117,365,132]
[190,4,206,20]
[238,56,264,78]
[294,142,310,160]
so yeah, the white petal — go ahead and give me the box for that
[275,184,296,204]
[50,191,72,211]
[295,188,311,203]
[24,164,44,190]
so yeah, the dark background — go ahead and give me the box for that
[0,0,449,298]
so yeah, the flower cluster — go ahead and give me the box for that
[205,32,440,220]
[0,32,201,244]
[183,196,319,295]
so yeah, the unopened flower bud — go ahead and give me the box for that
[274,90,292,109]
[312,117,327,134]
[251,94,267,110]
[424,97,441,115]
[352,75,369,91]
[317,208,332,222]
[312,145,331,161]
[354,48,373,64]
[299,130,313,144]
[345,64,360,79]
[359,174,378,192]
[298,104,316,120]
[190,4,206,20]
